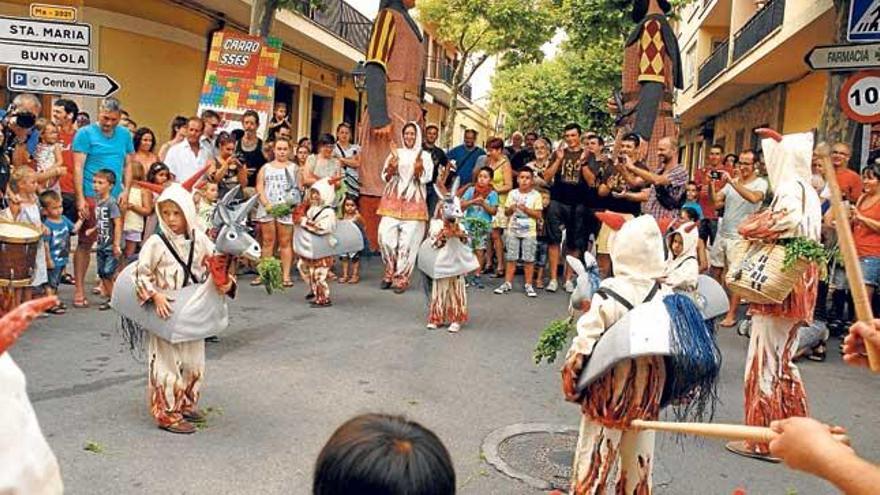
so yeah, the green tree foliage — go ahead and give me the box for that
[491,41,621,137]
[418,0,556,147]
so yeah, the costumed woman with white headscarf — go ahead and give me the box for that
[726,129,822,459]
[377,122,434,293]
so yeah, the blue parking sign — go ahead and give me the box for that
[850,0,880,42]
[11,69,26,86]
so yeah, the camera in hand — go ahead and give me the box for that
[709,170,722,180]
[6,111,36,130]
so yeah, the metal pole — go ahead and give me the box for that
[355,91,363,144]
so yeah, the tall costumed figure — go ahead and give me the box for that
[725,129,822,460]
[609,0,682,170]
[359,0,426,251]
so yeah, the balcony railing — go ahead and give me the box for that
[732,0,785,61]
[295,0,372,52]
[697,39,728,90]
[427,56,455,85]
[426,56,473,101]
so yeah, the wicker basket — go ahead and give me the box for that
[725,242,810,305]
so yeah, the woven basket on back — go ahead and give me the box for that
[725,242,810,305]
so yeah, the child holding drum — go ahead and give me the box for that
[1,167,48,305]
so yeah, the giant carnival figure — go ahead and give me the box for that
[359,0,427,251]
[609,0,683,171]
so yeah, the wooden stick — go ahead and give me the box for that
[631,420,850,445]
[821,159,880,372]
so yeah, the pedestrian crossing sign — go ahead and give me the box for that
[850,0,880,42]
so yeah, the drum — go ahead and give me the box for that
[0,221,41,287]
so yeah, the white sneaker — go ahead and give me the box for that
[546,279,558,292]
[448,322,461,333]
[524,284,537,297]
[564,279,575,293]
[494,282,512,294]
[426,323,438,330]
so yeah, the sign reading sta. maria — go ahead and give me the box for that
[840,71,880,124]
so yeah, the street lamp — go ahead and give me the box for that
[352,60,367,142]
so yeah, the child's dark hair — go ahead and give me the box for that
[682,206,699,222]
[94,168,117,185]
[477,166,493,177]
[147,162,171,183]
[39,190,61,208]
[313,413,455,495]
[317,133,336,147]
[518,167,535,177]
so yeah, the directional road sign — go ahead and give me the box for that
[840,71,880,123]
[850,0,880,42]
[0,16,89,46]
[0,40,90,70]
[806,43,880,71]
[7,67,119,97]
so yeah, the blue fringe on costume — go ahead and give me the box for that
[660,293,722,422]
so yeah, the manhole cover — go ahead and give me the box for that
[482,423,578,491]
[498,431,576,488]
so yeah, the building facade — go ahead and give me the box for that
[675,0,834,171]
[0,0,491,146]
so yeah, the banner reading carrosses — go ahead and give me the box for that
[197,31,281,137]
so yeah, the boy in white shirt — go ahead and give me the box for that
[494,168,543,297]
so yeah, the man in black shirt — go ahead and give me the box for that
[594,133,645,277]
[542,123,595,293]
[423,124,449,214]
[232,110,268,188]
[511,131,537,172]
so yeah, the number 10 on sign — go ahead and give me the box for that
[840,71,880,123]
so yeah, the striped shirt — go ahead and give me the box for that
[367,9,397,70]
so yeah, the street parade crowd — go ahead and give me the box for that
[2,0,880,493]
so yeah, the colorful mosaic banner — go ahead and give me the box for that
[198,31,281,136]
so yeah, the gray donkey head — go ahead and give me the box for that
[434,177,463,221]
[213,186,261,261]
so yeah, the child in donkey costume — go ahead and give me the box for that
[113,182,259,434]
[561,212,720,495]
[419,178,479,333]
[299,178,339,307]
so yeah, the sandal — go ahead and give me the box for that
[160,420,196,434]
[349,275,360,284]
[807,343,827,362]
[282,280,294,288]
[183,409,207,424]
[725,441,781,463]
[250,277,263,286]
[46,305,67,315]
[98,301,112,311]
[60,273,75,285]
[73,297,89,309]
[338,276,349,284]
[719,318,738,328]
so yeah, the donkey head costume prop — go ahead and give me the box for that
[111,182,260,350]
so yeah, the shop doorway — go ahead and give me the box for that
[273,81,298,139]
[310,93,333,144]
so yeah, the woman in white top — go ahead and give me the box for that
[254,138,301,288]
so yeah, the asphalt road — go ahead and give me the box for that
[13,258,877,494]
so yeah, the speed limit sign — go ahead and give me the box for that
[840,71,880,123]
